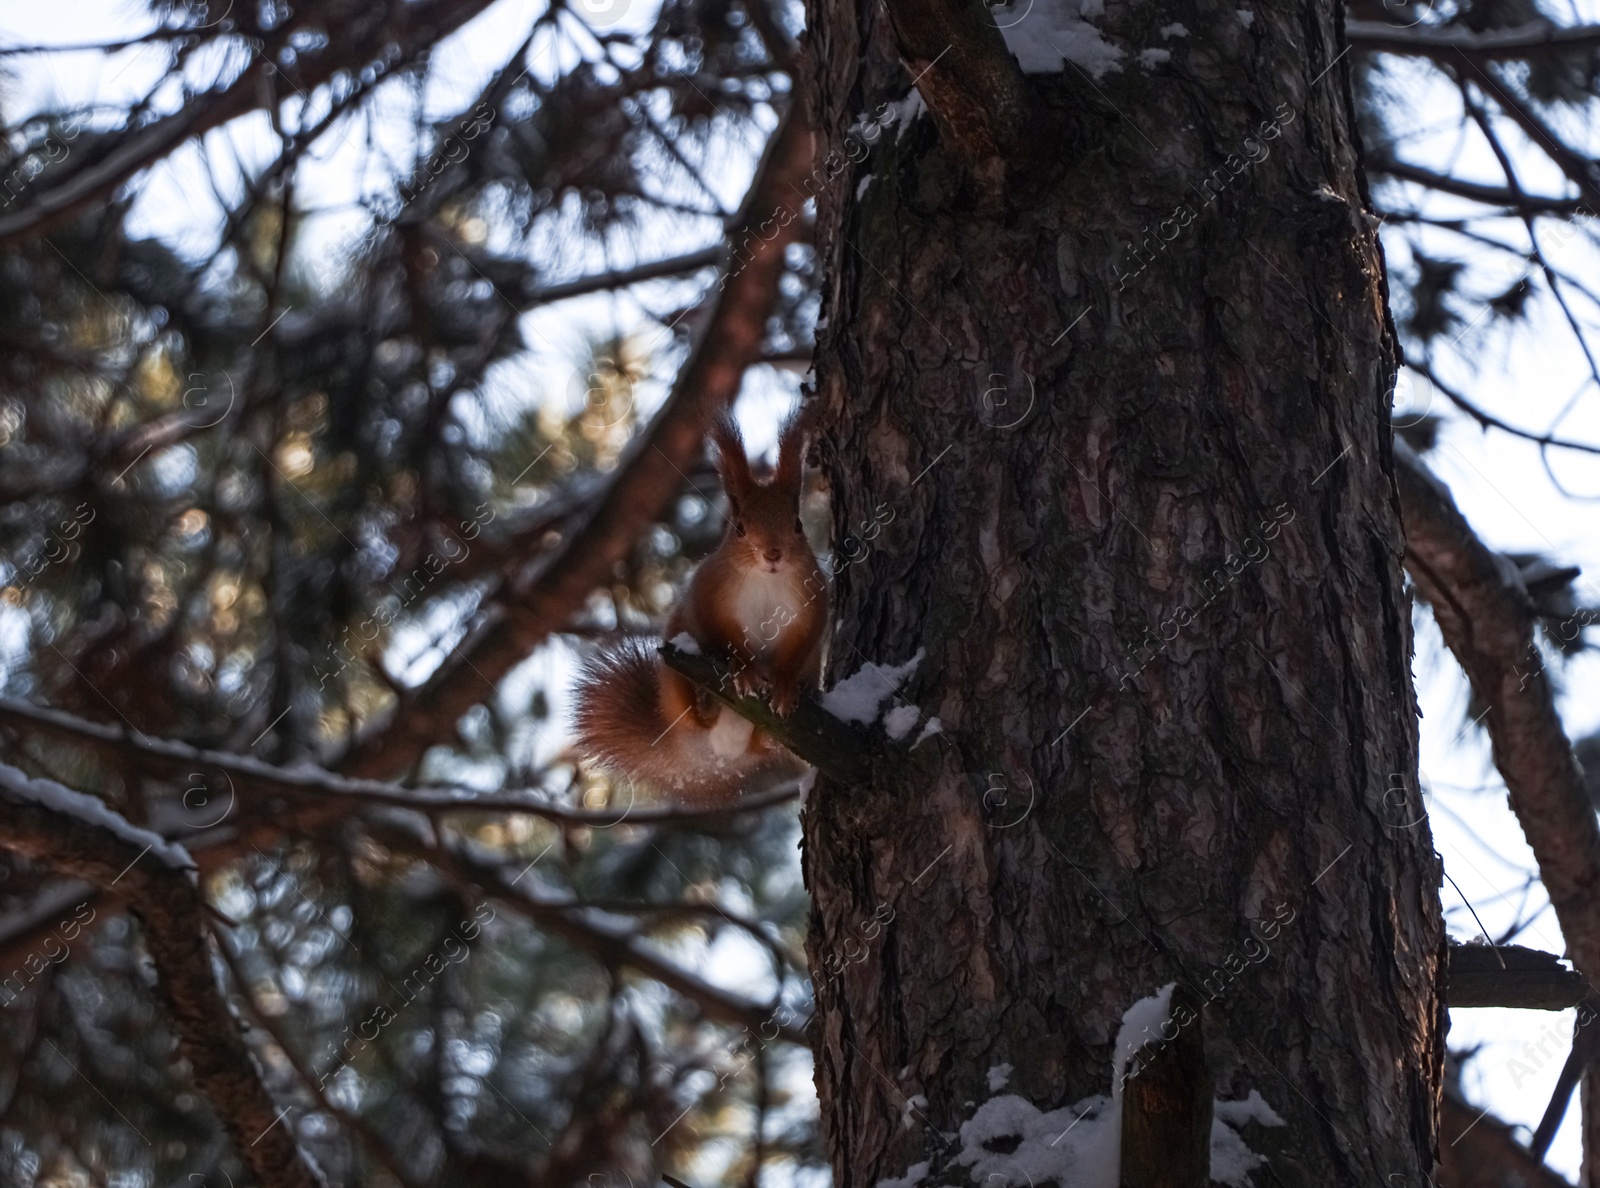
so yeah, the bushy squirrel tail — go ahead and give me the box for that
[572,637,798,803]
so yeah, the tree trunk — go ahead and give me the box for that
[798,1,1446,1183]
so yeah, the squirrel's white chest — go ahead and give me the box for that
[731,569,803,656]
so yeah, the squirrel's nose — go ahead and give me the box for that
[764,547,782,564]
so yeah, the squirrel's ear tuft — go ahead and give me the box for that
[708,410,753,496]
[773,407,809,497]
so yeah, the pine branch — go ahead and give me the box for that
[0,764,322,1188]
[521,245,725,305]
[374,822,813,1046]
[0,694,796,833]
[1347,19,1600,61]
[657,642,875,784]
[1372,156,1594,216]
[0,0,501,245]
[1395,442,1600,1003]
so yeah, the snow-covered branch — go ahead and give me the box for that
[0,762,322,1188]
[0,696,798,859]
[659,641,876,783]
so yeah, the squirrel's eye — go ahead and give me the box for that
[794,518,804,534]
[735,521,746,537]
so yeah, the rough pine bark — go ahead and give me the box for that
[796,0,1446,1183]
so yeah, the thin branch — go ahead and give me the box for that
[1531,1000,1600,1159]
[211,924,428,1188]
[375,823,811,1045]
[1348,18,1600,60]
[1409,358,1600,455]
[0,693,798,834]
[0,30,199,56]
[522,245,725,305]
[0,0,501,245]
[1453,56,1600,213]
[1371,157,1593,216]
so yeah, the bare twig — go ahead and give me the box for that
[375,823,811,1045]
[1371,158,1591,217]
[0,0,502,245]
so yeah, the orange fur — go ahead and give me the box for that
[572,638,797,803]
[572,411,831,801]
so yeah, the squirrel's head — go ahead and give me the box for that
[709,411,810,575]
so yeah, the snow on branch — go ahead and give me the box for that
[0,761,192,871]
[0,761,322,1188]
[0,694,797,843]
[876,984,1282,1187]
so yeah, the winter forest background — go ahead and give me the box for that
[1,0,1599,1182]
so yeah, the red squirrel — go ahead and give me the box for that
[572,410,830,802]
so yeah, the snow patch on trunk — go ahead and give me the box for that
[874,983,1284,1188]
[992,0,1125,77]
[883,704,923,741]
[886,90,928,139]
[821,648,924,725]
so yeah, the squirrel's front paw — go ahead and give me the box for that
[769,679,800,718]
[729,668,764,700]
